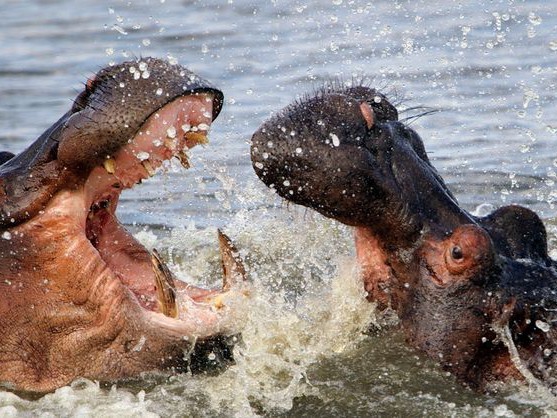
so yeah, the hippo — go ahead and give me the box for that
[251,84,557,392]
[0,58,249,393]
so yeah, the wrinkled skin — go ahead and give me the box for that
[251,85,557,391]
[0,58,249,393]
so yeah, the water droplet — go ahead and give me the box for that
[136,151,150,161]
[528,12,542,26]
[330,133,340,147]
[156,88,163,96]
[142,39,151,46]
[138,62,148,71]
[536,320,550,332]
[112,24,128,35]
[166,126,177,138]
[2,231,11,240]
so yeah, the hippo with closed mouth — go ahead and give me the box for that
[251,85,557,392]
[0,58,249,393]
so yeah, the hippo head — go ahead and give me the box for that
[0,58,249,392]
[251,85,557,391]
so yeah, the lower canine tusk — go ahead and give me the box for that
[218,229,247,291]
[151,249,179,318]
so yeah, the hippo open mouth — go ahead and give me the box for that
[79,90,218,316]
[251,84,557,392]
[0,58,248,392]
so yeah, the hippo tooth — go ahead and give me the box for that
[103,158,116,174]
[176,150,190,169]
[150,249,178,318]
[218,229,246,292]
[141,160,156,177]
[184,131,209,146]
[164,137,178,152]
[211,294,225,310]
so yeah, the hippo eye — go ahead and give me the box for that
[451,245,464,261]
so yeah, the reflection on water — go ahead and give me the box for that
[1,0,557,416]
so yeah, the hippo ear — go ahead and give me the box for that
[479,205,549,262]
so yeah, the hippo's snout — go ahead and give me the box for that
[251,85,472,245]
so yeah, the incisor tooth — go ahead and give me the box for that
[164,137,178,152]
[151,249,178,318]
[176,151,190,169]
[184,131,209,146]
[142,160,156,177]
[103,158,116,174]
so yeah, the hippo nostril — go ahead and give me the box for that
[451,245,464,261]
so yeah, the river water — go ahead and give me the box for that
[1,0,557,416]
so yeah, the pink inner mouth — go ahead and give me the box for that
[82,93,215,312]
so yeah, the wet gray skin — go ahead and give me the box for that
[251,85,557,392]
[0,58,250,393]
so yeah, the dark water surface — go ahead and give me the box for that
[1,0,557,416]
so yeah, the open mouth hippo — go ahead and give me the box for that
[0,58,249,393]
[251,85,557,392]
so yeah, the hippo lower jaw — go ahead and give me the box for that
[74,94,248,333]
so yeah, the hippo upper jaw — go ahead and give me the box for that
[251,87,474,250]
[0,57,224,228]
